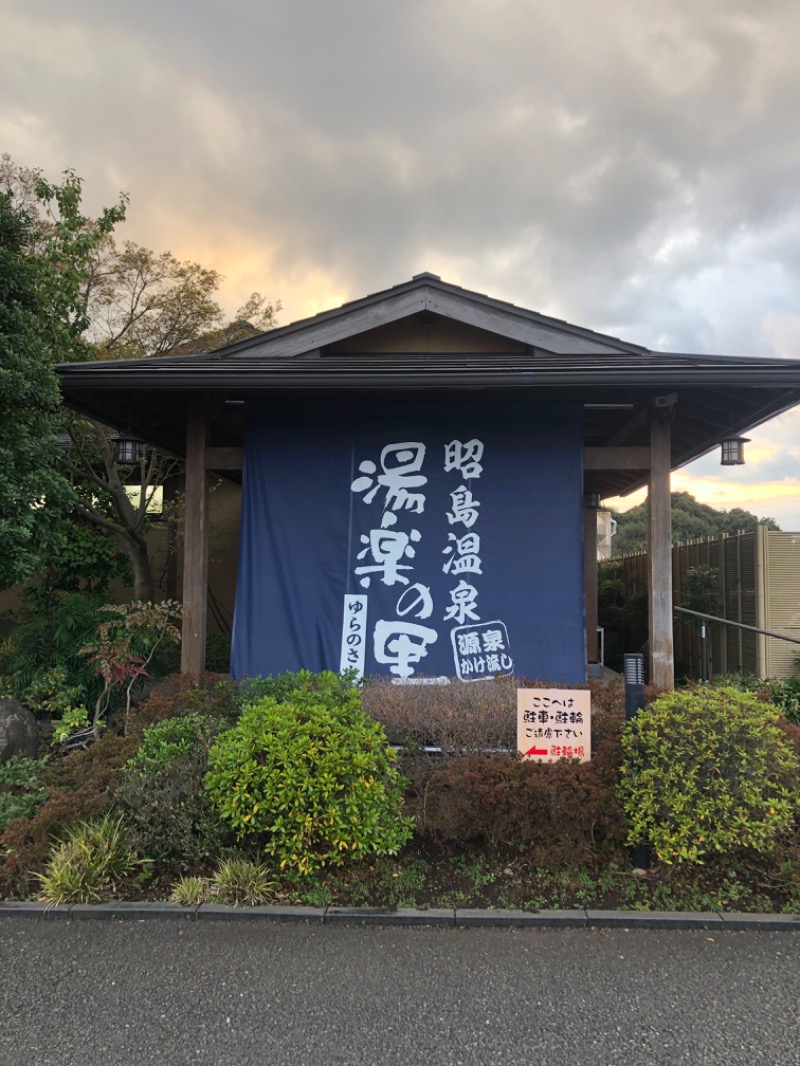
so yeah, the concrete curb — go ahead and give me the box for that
[1,900,799,930]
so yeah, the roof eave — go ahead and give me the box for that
[57,366,800,391]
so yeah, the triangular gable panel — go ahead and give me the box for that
[218,276,645,362]
[327,314,530,355]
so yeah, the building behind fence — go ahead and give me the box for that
[612,525,800,680]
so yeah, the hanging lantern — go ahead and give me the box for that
[114,437,144,464]
[720,436,749,466]
[585,491,602,509]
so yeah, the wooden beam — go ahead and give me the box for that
[205,447,243,470]
[584,507,599,663]
[180,406,210,677]
[648,413,674,689]
[584,447,651,470]
[606,406,648,447]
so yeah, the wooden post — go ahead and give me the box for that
[648,413,674,689]
[584,505,599,664]
[181,406,210,677]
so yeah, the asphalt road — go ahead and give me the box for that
[1,918,799,1066]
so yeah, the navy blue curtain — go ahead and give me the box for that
[231,401,586,683]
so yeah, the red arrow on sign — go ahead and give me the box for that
[523,745,549,757]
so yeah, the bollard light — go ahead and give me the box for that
[623,652,645,721]
[623,651,650,869]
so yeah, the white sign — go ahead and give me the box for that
[517,688,591,762]
[340,595,368,677]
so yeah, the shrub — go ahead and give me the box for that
[122,713,223,778]
[413,727,626,862]
[117,710,230,866]
[36,814,138,904]
[236,669,361,711]
[712,673,800,726]
[766,677,800,725]
[79,599,183,738]
[0,755,48,833]
[116,748,230,867]
[619,686,800,864]
[128,673,239,733]
[362,674,518,753]
[206,671,413,875]
[0,733,139,897]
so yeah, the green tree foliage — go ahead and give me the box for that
[0,158,126,592]
[612,492,779,556]
[0,192,69,587]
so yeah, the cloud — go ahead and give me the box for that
[2,0,799,509]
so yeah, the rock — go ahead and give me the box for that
[0,698,40,762]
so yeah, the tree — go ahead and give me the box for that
[0,171,125,590]
[83,240,279,360]
[0,192,67,588]
[58,238,280,600]
[1,154,279,602]
[611,492,779,556]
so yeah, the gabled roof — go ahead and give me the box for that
[56,273,800,498]
[86,272,649,370]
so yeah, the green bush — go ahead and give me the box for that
[116,748,230,866]
[122,713,223,778]
[767,677,800,725]
[128,673,239,733]
[619,687,800,864]
[117,713,229,865]
[235,668,360,711]
[205,671,413,875]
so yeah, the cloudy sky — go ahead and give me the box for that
[2,0,800,524]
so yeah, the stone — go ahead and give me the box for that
[0,698,40,762]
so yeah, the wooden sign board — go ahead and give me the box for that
[517,689,591,762]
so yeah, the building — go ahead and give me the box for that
[57,273,800,688]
